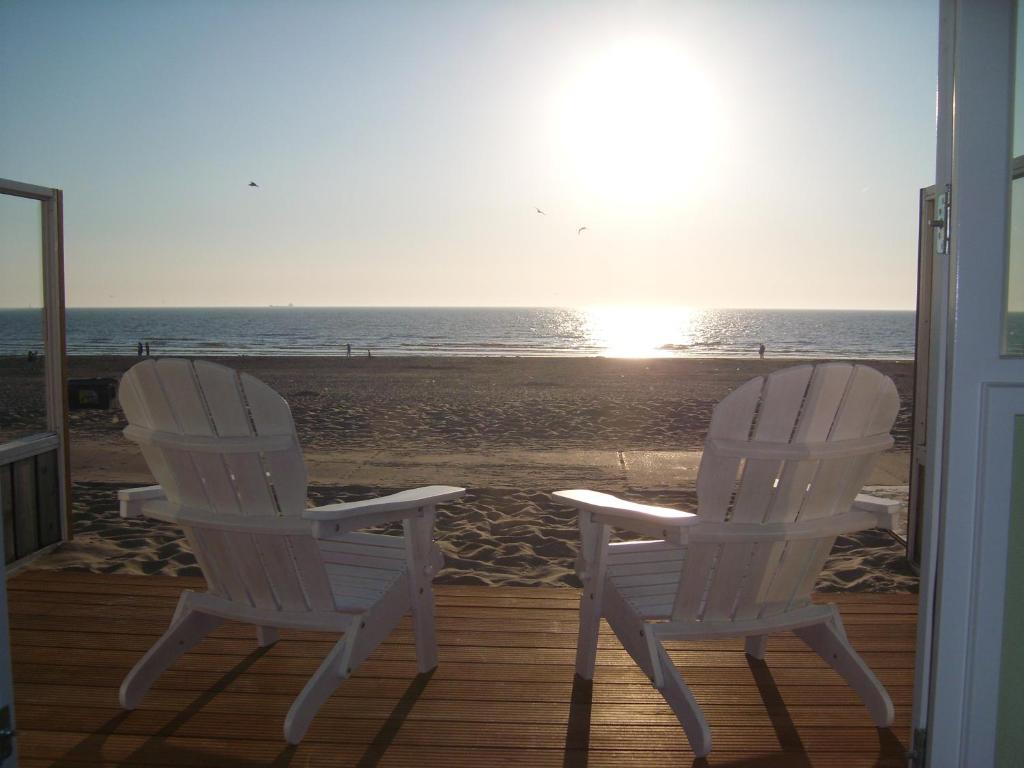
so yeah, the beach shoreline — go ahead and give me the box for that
[6,355,918,592]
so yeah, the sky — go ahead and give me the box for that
[0,0,939,310]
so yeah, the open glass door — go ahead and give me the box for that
[0,179,68,765]
[912,1,1024,764]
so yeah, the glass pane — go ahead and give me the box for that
[1016,2,1024,156]
[1007,3,1024,355]
[1008,178,1024,355]
[0,193,47,441]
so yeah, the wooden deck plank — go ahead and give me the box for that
[12,666,913,707]
[16,737,910,768]
[9,570,916,766]
[13,683,912,727]
[7,631,917,669]
[8,627,917,653]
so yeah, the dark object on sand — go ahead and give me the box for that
[68,378,118,410]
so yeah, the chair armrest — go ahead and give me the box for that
[305,485,466,538]
[118,485,166,518]
[851,493,901,529]
[553,489,698,543]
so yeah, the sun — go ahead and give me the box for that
[585,306,696,357]
[553,38,724,210]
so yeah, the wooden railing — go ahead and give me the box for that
[0,433,63,565]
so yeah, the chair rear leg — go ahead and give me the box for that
[794,614,895,726]
[119,597,222,709]
[574,520,610,680]
[256,626,280,647]
[284,631,354,744]
[745,635,768,660]
[655,644,712,758]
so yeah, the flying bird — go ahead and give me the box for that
[577,226,587,235]
[535,207,546,215]
[248,181,259,188]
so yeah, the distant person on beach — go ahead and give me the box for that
[367,348,372,358]
[137,341,144,357]
[346,343,351,357]
[759,343,765,359]
[145,342,150,356]
[26,350,35,363]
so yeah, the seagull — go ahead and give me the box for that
[248,181,259,188]
[535,207,546,215]
[577,226,587,235]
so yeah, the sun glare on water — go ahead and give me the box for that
[585,306,696,357]
[554,38,724,210]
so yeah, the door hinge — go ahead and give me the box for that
[907,727,927,767]
[0,705,13,763]
[929,184,952,255]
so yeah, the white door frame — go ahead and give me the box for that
[0,178,67,764]
[0,178,71,557]
[915,0,1024,764]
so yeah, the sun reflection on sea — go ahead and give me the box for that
[584,306,696,357]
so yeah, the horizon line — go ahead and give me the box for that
[6,304,919,312]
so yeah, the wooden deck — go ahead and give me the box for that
[8,570,915,767]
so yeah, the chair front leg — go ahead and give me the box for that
[655,644,712,757]
[404,507,440,672]
[285,589,408,744]
[794,611,894,726]
[284,629,355,744]
[575,515,610,679]
[119,593,222,709]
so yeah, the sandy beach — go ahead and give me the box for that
[5,355,917,591]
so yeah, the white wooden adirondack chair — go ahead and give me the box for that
[115,358,464,743]
[555,363,901,757]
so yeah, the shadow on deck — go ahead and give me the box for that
[7,570,915,767]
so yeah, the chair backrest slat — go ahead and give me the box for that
[672,364,898,623]
[672,375,763,621]
[193,361,280,517]
[254,535,313,611]
[240,372,309,517]
[729,365,815,524]
[763,364,857,524]
[287,535,338,612]
[153,360,248,517]
[120,362,210,513]
[194,527,251,603]
[695,376,763,522]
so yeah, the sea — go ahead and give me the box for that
[0,307,916,359]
